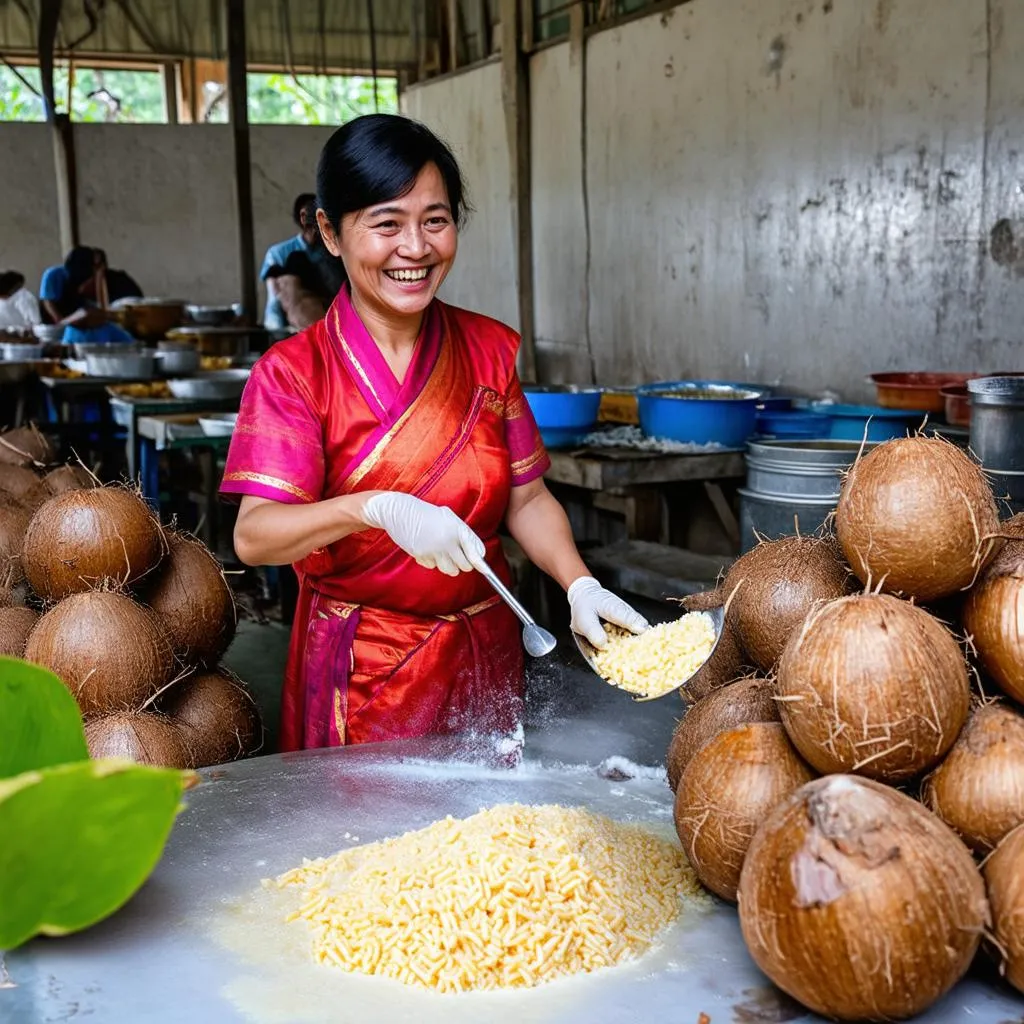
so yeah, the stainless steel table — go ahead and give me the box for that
[4,727,1021,1024]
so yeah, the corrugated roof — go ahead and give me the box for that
[0,0,428,71]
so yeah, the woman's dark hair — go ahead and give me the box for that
[293,192,316,225]
[316,114,469,233]
[0,271,24,297]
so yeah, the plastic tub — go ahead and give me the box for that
[523,385,603,449]
[755,409,833,440]
[636,381,764,448]
[812,403,928,442]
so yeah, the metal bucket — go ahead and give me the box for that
[739,439,869,551]
[969,376,1024,514]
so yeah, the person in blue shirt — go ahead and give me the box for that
[260,192,319,330]
[39,246,141,344]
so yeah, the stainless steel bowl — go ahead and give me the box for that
[85,350,157,380]
[154,346,200,376]
[185,303,244,326]
[166,369,250,400]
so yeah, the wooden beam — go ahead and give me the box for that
[500,0,536,382]
[446,0,459,72]
[475,0,490,59]
[225,0,257,320]
[38,0,79,253]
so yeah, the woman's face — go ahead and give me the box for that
[318,162,457,321]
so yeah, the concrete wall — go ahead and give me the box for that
[402,60,519,330]
[402,0,1024,398]
[0,123,332,312]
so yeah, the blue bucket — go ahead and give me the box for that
[637,381,765,448]
[523,385,603,449]
[813,403,928,442]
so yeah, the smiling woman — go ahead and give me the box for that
[220,114,648,752]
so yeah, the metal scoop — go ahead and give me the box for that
[573,604,726,702]
[474,559,557,658]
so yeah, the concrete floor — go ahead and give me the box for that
[220,593,686,769]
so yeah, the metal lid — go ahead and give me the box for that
[967,376,1024,407]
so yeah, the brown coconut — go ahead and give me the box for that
[985,823,1024,995]
[142,533,236,667]
[163,669,262,768]
[673,722,814,901]
[776,593,970,782]
[28,464,98,507]
[836,436,1001,602]
[84,711,193,769]
[723,535,853,673]
[24,591,174,715]
[22,486,165,600]
[963,513,1024,704]
[666,675,778,792]
[922,703,1024,854]
[0,495,31,586]
[0,606,38,657]
[0,464,42,504]
[674,587,748,701]
[738,775,989,1021]
[0,424,54,467]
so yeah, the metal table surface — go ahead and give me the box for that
[5,737,1021,1024]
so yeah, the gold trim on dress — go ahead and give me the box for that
[334,311,387,415]
[333,687,346,745]
[482,389,505,416]
[221,471,314,502]
[511,447,548,476]
[343,398,421,489]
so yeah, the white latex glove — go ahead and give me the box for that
[361,492,486,577]
[567,576,649,649]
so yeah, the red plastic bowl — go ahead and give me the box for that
[869,372,981,414]
[940,384,971,426]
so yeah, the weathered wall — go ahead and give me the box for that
[0,124,62,300]
[404,0,1024,398]
[0,123,331,312]
[402,60,519,330]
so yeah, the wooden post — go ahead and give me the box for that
[500,0,537,382]
[446,0,460,72]
[38,0,78,253]
[225,0,257,321]
[163,63,179,124]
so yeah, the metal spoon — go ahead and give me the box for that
[474,560,557,658]
[573,604,726,702]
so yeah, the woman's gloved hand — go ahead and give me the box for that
[360,492,486,577]
[567,576,649,649]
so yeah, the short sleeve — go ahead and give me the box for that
[39,267,66,301]
[504,372,550,486]
[220,353,325,504]
[258,245,279,281]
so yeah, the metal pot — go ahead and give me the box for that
[969,376,1024,513]
[166,369,250,400]
[85,350,157,379]
[154,345,200,376]
[164,326,253,358]
[109,298,186,341]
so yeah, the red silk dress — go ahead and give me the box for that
[220,287,550,751]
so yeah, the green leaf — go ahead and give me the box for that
[0,758,190,950]
[0,656,88,778]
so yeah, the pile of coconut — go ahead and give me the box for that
[667,435,1024,1020]
[0,423,262,772]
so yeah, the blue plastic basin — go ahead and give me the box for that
[756,409,834,440]
[637,381,765,448]
[812,403,929,442]
[523,386,603,449]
